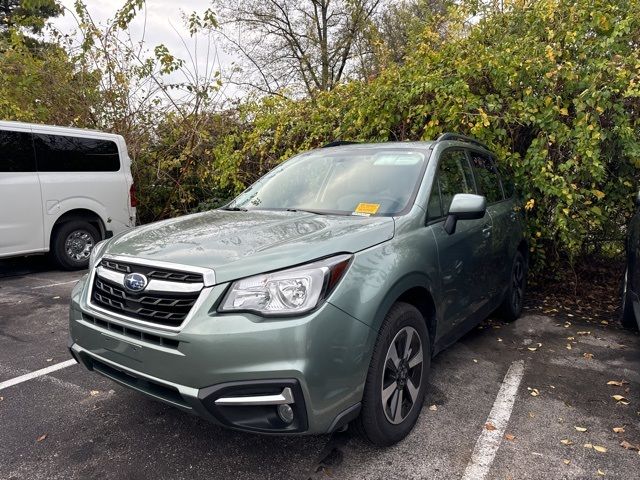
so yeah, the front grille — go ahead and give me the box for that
[92,276,200,328]
[100,259,203,283]
[81,313,180,349]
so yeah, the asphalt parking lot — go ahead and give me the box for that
[1,257,639,480]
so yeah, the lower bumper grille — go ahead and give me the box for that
[92,276,199,328]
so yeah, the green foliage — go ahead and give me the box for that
[211,0,640,267]
[0,0,62,34]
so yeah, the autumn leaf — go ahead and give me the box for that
[504,433,515,441]
[563,459,570,465]
[36,434,47,442]
[597,469,605,476]
[607,380,627,387]
[429,404,437,411]
[574,426,587,432]
[613,427,625,433]
[485,422,497,431]
[90,390,100,396]
[528,387,540,397]
[593,445,607,453]
[620,440,640,451]
[612,395,629,404]
[583,353,594,360]
[561,439,574,445]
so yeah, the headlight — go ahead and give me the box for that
[89,239,109,269]
[219,254,352,316]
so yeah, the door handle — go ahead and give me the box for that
[482,224,492,237]
[509,211,517,222]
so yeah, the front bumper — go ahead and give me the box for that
[69,274,374,434]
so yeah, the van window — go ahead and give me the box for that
[469,151,503,203]
[0,130,36,172]
[34,134,120,172]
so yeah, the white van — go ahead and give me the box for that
[0,121,136,269]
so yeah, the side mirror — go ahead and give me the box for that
[444,194,487,235]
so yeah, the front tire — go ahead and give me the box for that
[498,251,527,322]
[355,302,431,446]
[51,221,100,270]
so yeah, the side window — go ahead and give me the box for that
[469,151,503,203]
[0,130,35,172]
[34,134,120,172]
[499,166,515,198]
[437,149,476,215]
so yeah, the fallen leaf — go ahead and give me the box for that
[566,343,572,350]
[528,347,538,351]
[485,422,497,431]
[473,359,478,363]
[528,387,540,397]
[620,440,640,451]
[52,296,60,300]
[600,320,609,325]
[583,353,594,360]
[593,445,607,453]
[575,426,587,432]
[607,380,627,387]
[584,443,593,449]
[0,396,3,402]
[90,390,100,396]
[46,358,53,362]
[36,434,47,442]
[597,469,605,476]
[577,331,591,335]
[613,427,625,433]
[504,433,515,441]
[612,395,629,404]
[561,439,574,445]
[567,336,575,340]
[563,459,571,465]
[429,404,437,411]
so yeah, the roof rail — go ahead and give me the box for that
[435,133,489,150]
[321,140,360,148]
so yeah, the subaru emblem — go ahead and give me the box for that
[123,272,148,292]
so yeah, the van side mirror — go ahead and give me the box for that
[444,194,487,235]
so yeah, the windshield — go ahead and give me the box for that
[226,146,429,216]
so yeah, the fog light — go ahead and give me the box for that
[277,404,294,424]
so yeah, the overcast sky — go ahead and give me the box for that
[50,1,238,99]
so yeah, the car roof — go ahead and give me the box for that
[0,120,122,140]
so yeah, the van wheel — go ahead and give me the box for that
[498,251,527,322]
[51,221,100,270]
[354,302,430,446]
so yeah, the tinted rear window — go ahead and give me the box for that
[0,130,35,172]
[34,134,120,172]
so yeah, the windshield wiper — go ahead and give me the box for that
[286,208,329,215]
[220,206,248,211]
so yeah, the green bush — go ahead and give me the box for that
[211,0,640,267]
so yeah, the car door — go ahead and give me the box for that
[0,127,45,257]
[426,148,493,341]
[468,150,511,299]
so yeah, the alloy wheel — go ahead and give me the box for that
[64,230,94,262]
[381,326,423,425]
[511,257,525,313]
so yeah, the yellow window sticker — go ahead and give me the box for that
[354,203,380,216]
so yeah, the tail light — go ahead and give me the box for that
[130,183,138,208]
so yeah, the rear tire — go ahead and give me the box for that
[620,269,638,331]
[354,302,431,446]
[51,221,100,270]
[498,251,527,322]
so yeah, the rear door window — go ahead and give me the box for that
[34,134,120,172]
[428,149,476,219]
[0,130,36,172]
[469,151,503,203]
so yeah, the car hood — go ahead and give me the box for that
[103,210,395,283]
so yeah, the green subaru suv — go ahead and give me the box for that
[69,133,527,446]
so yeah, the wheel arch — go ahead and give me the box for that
[49,208,106,248]
[370,273,439,353]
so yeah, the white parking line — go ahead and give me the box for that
[461,360,525,480]
[0,359,77,391]
[31,279,78,290]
